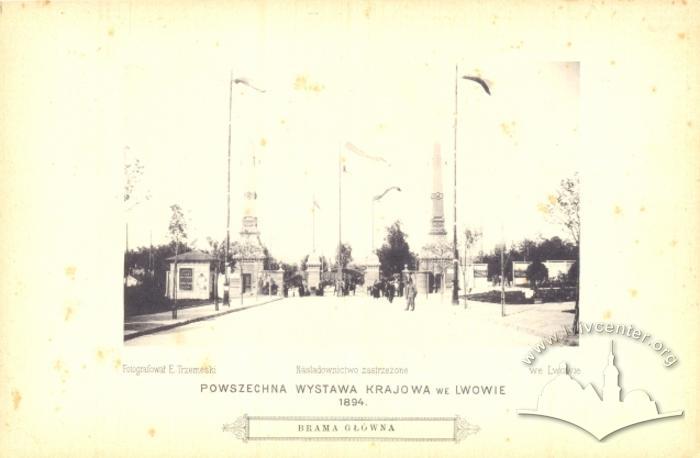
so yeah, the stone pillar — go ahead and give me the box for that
[414,271,430,297]
[306,255,322,290]
[363,253,381,293]
[429,143,448,237]
[230,264,242,297]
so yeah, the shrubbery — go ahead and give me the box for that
[466,290,531,304]
[532,287,577,302]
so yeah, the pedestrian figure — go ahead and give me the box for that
[405,274,416,311]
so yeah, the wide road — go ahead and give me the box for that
[126,294,541,349]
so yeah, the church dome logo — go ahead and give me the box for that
[518,342,683,440]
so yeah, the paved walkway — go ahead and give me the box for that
[406,292,577,339]
[463,298,577,341]
[124,295,283,340]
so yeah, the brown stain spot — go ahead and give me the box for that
[200,357,214,371]
[547,194,557,205]
[613,205,623,216]
[651,85,656,93]
[566,41,572,48]
[147,427,156,438]
[491,15,498,25]
[677,32,686,40]
[364,4,371,19]
[11,390,22,410]
[628,288,638,298]
[500,121,516,138]
[214,41,220,48]
[610,60,616,66]
[536,203,550,215]
[688,121,693,127]
[113,358,122,369]
[634,239,640,245]
[505,437,511,442]
[670,239,678,247]
[107,27,115,37]
[603,310,612,320]
[64,306,73,321]
[280,118,286,125]
[54,360,69,383]
[43,0,51,5]
[259,138,267,147]
[639,206,646,212]
[65,265,76,280]
[293,75,324,93]
[96,349,105,361]
[174,333,186,345]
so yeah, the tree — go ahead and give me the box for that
[526,260,548,291]
[124,157,150,275]
[262,247,280,271]
[336,243,353,270]
[541,174,580,246]
[299,254,310,272]
[463,228,482,259]
[377,221,417,277]
[168,204,188,319]
[541,174,581,333]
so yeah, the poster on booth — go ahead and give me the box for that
[0,1,698,457]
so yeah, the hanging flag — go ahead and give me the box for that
[345,142,390,166]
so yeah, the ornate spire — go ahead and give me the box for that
[603,341,621,402]
[429,142,447,237]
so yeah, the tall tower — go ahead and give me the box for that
[603,341,621,402]
[419,142,453,292]
[239,145,264,254]
[429,143,448,239]
[232,145,266,296]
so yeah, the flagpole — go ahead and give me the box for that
[312,196,316,253]
[452,64,460,305]
[225,70,233,306]
[337,144,342,296]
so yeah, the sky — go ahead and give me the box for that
[122,10,579,265]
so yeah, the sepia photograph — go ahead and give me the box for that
[123,60,581,348]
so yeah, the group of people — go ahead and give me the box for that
[334,279,357,296]
[369,274,418,311]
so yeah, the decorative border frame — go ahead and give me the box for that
[222,415,480,442]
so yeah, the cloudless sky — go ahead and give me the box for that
[123,8,579,264]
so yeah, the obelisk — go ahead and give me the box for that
[429,143,448,239]
[233,145,266,297]
[419,142,453,295]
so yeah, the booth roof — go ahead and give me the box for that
[166,250,217,262]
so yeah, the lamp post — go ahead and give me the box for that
[225,72,266,305]
[452,66,491,305]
